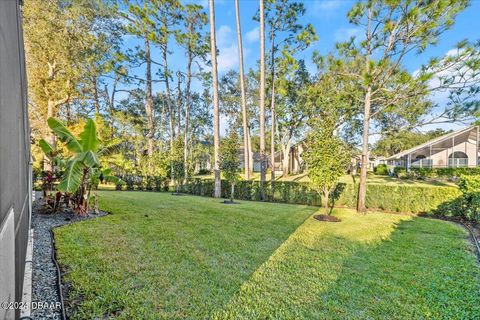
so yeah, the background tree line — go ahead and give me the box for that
[24,0,479,213]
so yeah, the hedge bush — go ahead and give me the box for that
[374,164,389,175]
[180,178,461,214]
[399,167,480,180]
[118,174,170,192]
[435,175,480,222]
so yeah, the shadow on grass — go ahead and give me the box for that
[213,212,480,319]
[54,191,317,319]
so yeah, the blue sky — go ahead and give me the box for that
[121,0,480,134]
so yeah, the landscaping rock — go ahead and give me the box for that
[31,194,106,320]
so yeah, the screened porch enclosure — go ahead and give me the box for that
[386,126,480,169]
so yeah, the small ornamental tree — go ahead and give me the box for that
[220,131,240,203]
[171,137,185,194]
[303,118,350,215]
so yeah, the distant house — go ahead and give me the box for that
[194,147,268,174]
[273,141,307,175]
[386,126,480,169]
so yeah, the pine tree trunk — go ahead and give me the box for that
[247,129,253,176]
[163,48,175,150]
[357,85,371,214]
[259,0,266,199]
[183,22,193,183]
[270,31,276,185]
[176,71,182,137]
[270,82,275,184]
[357,7,373,215]
[235,0,250,180]
[209,0,221,198]
[145,37,155,159]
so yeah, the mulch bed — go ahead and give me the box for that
[313,214,341,222]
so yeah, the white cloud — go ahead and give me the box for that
[218,44,239,72]
[214,25,251,72]
[216,25,233,47]
[310,0,349,17]
[245,27,259,43]
[334,27,362,42]
[314,0,344,10]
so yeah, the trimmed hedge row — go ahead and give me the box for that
[397,167,480,180]
[180,179,461,214]
[435,175,480,222]
[119,174,170,191]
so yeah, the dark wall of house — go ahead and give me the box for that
[0,0,31,317]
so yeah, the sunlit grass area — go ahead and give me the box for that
[55,191,479,319]
[193,172,456,187]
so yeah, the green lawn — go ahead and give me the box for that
[193,172,456,187]
[55,191,479,319]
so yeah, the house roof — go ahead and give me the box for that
[386,125,478,160]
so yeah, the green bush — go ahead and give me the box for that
[408,167,480,180]
[393,167,408,179]
[434,175,480,222]
[115,180,125,191]
[180,178,460,214]
[374,164,389,175]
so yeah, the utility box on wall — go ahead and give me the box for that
[0,0,31,319]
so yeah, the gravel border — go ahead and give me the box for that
[31,193,107,320]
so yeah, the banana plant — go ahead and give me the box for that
[47,117,125,215]
[38,138,67,212]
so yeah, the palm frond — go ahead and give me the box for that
[82,151,100,168]
[47,118,82,153]
[98,141,133,157]
[39,139,54,157]
[79,119,99,152]
[58,158,84,193]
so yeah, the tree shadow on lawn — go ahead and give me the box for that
[213,211,480,319]
[54,192,319,319]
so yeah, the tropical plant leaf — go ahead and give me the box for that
[98,141,133,157]
[58,158,84,193]
[47,118,82,153]
[82,151,100,168]
[79,119,99,152]
[39,139,54,157]
[102,168,112,176]
[104,175,121,184]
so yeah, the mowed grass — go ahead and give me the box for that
[193,172,456,187]
[54,191,480,319]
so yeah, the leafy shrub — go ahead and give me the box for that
[393,167,408,179]
[374,164,389,175]
[153,176,170,192]
[434,175,480,222]
[458,175,480,221]
[197,169,211,175]
[144,176,155,191]
[409,167,480,180]
[180,178,460,214]
[115,180,125,191]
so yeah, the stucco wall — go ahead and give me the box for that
[413,138,478,167]
[0,0,31,318]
